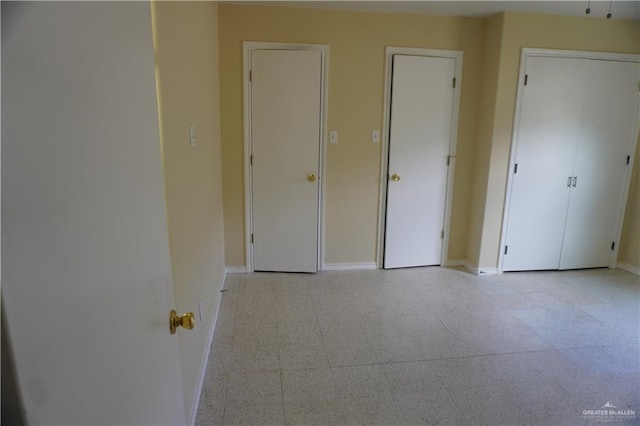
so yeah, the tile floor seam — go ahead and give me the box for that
[306,280,325,348]
[519,323,623,351]
[504,308,616,352]
[575,302,628,328]
[305,277,330,361]
[434,348,556,362]
[328,347,563,369]
[271,279,287,424]
[434,313,454,335]
[229,280,241,346]
[560,276,612,305]
[220,282,239,426]
[317,344,628,373]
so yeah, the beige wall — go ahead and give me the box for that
[219,4,484,266]
[153,2,226,419]
[467,13,505,269]
[469,12,640,269]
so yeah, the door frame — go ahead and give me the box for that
[243,41,329,273]
[376,47,463,269]
[498,48,640,273]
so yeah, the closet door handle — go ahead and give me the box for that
[567,176,572,187]
[572,176,577,187]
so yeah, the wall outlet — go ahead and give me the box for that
[371,130,380,143]
[330,130,338,144]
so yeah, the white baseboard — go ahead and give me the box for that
[188,270,226,426]
[447,259,499,276]
[225,266,248,274]
[475,267,499,276]
[322,262,378,271]
[617,262,640,276]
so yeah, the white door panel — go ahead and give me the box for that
[560,60,640,269]
[2,3,185,424]
[384,55,455,269]
[251,50,322,272]
[503,57,587,271]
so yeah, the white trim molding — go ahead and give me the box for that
[617,262,640,276]
[376,46,463,269]
[322,262,378,271]
[464,264,499,276]
[442,259,466,268]
[474,267,499,276]
[225,266,248,274]
[444,259,495,276]
[188,270,226,425]
[243,41,329,273]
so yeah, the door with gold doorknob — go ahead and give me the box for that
[2,3,188,424]
[247,45,327,273]
[383,52,461,269]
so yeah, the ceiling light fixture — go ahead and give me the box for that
[606,0,613,18]
[585,0,591,14]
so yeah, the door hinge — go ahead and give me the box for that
[251,233,254,244]
[524,74,528,86]
[504,245,509,255]
[249,70,253,82]
[250,155,253,166]
[627,155,630,165]
[447,156,450,166]
[514,163,518,174]
[452,77,456,88]
[441,230,445,240]
[611,241,615,251]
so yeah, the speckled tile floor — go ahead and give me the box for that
[196,267,639,425]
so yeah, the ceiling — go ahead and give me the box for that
[223,1,640,21]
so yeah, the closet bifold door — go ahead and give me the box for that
[502,57,587,271]
[559,60,640,269]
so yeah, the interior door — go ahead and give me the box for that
[384,54,456,269]
[503,57,588,271]
[2,3,185,424]
[559,60,640,269]
[250,49,322,273]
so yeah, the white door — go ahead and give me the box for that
[250,49,322,272]
[503,57,588,271]
[384,55,456,269]
[2,3,186,424]
[559,60,640,269]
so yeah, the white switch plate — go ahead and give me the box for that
[330,130,338,144]
[189,124,196,148]
[371,130,380,143]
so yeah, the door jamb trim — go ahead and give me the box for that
[376,47,463,269]
[243,41,329,272]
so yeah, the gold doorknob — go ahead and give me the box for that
[170,310,195,334]
[390,174,400,182]
[307,174,316,182]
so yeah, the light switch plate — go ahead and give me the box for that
[330,130,338,144]
[372,130,380,143]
